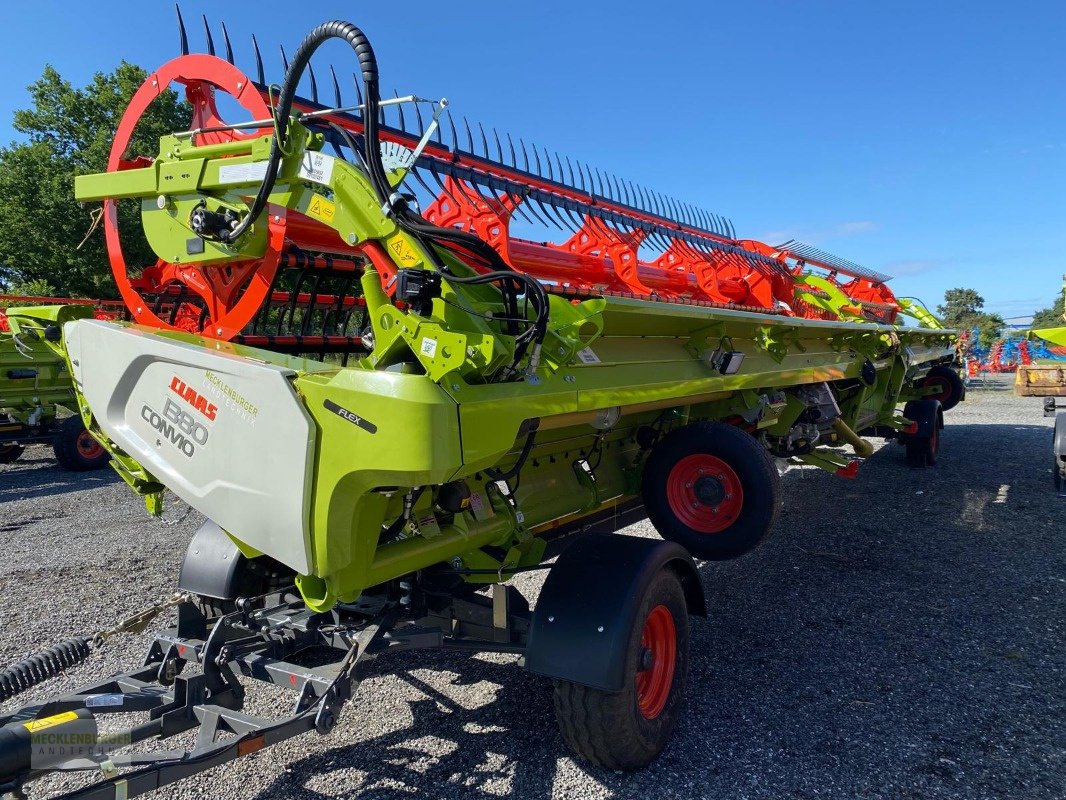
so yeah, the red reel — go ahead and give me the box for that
[104,54,285,339]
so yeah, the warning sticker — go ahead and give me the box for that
[306,194,336,224]
[388,236,421,266]
[23,711,79,732]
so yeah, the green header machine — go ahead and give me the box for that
[0,305,109,470]
[0,13,960,797]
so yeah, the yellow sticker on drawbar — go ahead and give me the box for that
[306,194,336,224]
[23,711,79,732]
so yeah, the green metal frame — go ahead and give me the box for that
[70,120,958,611]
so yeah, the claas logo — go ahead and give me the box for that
[169,376,219,421]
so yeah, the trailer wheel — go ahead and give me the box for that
[552,567,689,770]
[0,443,24,464]
[1053,413,1066,491]
[920,365,964,411]
[902,399,941,467]
[642,421,780,560]
[53,416,110,471]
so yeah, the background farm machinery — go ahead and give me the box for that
[0,304,110,470]
[0,11,961,798]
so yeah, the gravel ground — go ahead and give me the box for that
[1,374,1063,799]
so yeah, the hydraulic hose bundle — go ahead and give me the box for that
[228,21,550,376]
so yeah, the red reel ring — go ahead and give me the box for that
[104,54,284,340]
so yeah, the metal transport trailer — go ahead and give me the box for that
[1,13,960,798]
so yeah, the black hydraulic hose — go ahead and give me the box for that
[221,20,384,243]
[0,637,92,702]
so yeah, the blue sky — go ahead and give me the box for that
[0,1,1062,320]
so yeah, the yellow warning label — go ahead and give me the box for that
[306,194,336,225]
[23,711,79,732]
[387,234,422,267]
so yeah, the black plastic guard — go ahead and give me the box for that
[524,533,705,692]
[177,519,248,600]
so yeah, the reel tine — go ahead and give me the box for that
[411,164,437,199]
[329,65,342,107]
[493,128,504,163]
[505,132,517,168]
[543,147,554,181]
[583,163,596,196]
[519,188,553,229]
[532,195,565,231]
[594,169,606,198]
[427,161,462,208]
[308,60,319,104]
[202,14,215,56]
[555,152,566,187]
[519,137,531,172]
[728,218,736,239]
[220,21,234,64]
[610,174,623,203]
[413,100,426,137]
[176,4,189,56]
[350,72,364,115]
[635,183,649,212]
[574,159,587,193]
[447,109,458,150]
[503,183,537,226]
[667,195,682,224]
[280,44,289,72]
[565,155,577,189]
[561,198,587,231]
[621,179,633,207]
[463,116,474,154]
[649,190,663,217]
[532,145,543,177]
[252,34,265,84]
[395,90,406,132]
[478,122,490,159]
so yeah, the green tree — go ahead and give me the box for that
[936,287,1004,350]
[1032,287,1065,329]
[975,313,1005,349]
[937,287,986,327]
[0,63,189,297]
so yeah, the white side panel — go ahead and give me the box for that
[66,320,315,574]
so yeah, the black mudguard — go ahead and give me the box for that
[524,533,706,692]
[178,519,252,600]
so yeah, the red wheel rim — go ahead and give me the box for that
[636,604,677,720]
[76,429,104,460]
[665,453,744,533]
[103,55,285,340]
[923,376,952,405]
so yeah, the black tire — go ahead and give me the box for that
[53,416,110,471]
[1053,413,1066,491]
[920,365,964,411]
[552,568,689,770]
[902,399,941,468]
[641,421,780,560]
[0,443,24,464]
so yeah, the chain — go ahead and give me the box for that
[91,591,193,648]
